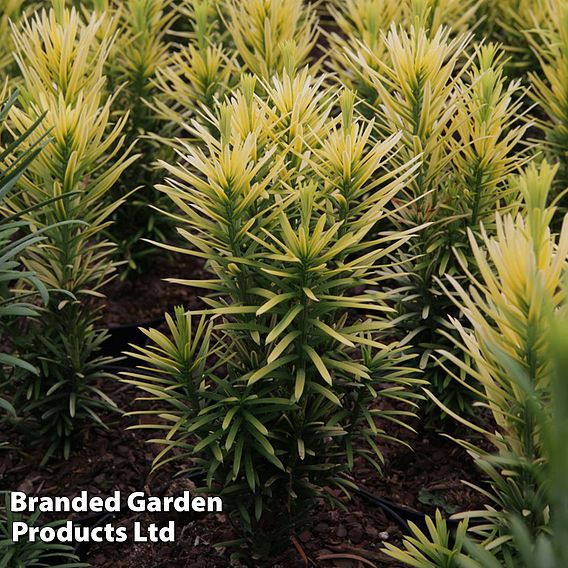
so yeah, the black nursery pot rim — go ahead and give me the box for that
[99,316,166,363]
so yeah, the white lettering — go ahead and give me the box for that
[39,527,55,542]
[133,522,175,542]
[10,492,27,513]
[106,491,120,512]
[192,496,205,512]
[208,496,223,512]
[128,492,146,512]
[11,522,28,542]
[115,526,128,542]
[90,496,103,512]
[133,521,147,541]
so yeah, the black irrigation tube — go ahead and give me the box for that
[354,486,419,535]
[35,350,479,563]
[353,486,480,535]
[38,469,472,565]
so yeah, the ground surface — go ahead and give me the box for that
[0,249,489,567]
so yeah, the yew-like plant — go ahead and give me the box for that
[326,0,480,99]
[351,16,529,418]
[4,4,137,459]
[527,0,568,212]
[125,81,423,557]
[478,0,550,74]
[152,0,235,148]
[435,163,560,553]
[223,0,318,79]
[103,0,177,273]
[384,162,568,567]
[0,0,25,74]
[154,0,320,139]
[0,91,49,419]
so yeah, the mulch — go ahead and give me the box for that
[102,248,204,327]
[0,252,490,568]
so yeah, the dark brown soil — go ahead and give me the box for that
[0,381,488,568]
[102,250,205,326]
[356,421,488,516]
[0,256,490,568]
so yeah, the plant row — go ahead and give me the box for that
[1,0,568,565]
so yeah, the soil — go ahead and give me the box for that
[0,378,487,568]
[0,256,490,568]
[102,249,205,326]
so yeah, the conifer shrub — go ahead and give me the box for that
[385,162,568,566]
[349,15,529,418]
[124,79,424,557]
[4,3,137,459]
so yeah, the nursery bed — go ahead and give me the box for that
[1,253,490,567]
[101,250,205,327]
[1,0,565,565]
[0,376,489,568]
